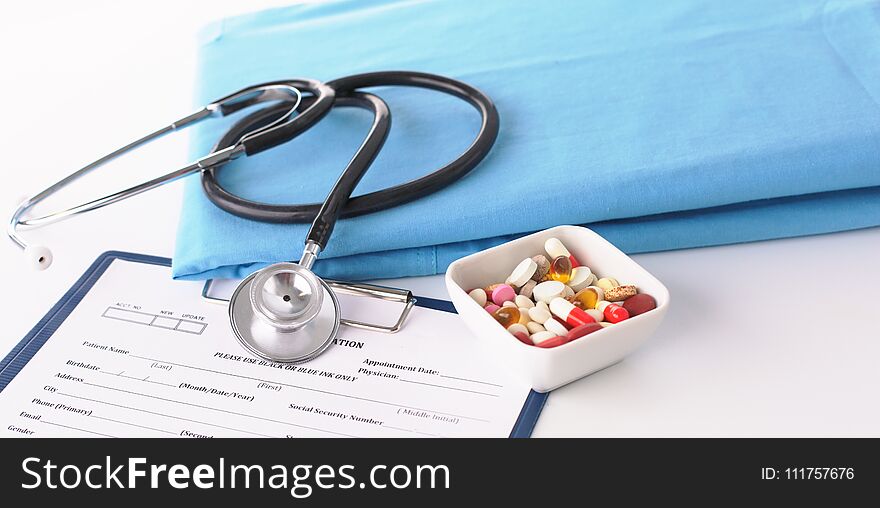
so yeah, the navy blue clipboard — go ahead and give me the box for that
[0,251,547,438]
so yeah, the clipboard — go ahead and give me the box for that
[0,251,547,438]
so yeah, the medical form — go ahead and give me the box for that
[0,256,538,438]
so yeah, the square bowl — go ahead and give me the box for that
[445,225,669,392]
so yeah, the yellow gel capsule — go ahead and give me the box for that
[492,306,521,328]
[572,287,603,310]
[548,255,572,283]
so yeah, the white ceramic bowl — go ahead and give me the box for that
[445,225,669,392]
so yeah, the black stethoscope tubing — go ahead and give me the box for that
[201,71,499,251]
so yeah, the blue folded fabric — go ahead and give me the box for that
[173,0,880,281]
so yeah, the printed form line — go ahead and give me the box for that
[41,420,117,438]
[58,391,283,438]
[439,374,504,388]
[126,353,490,423]
[81,381,360,438]
[99,369,177,387]
[398,378,499,397]
[89,414,176,436]
[383,425,441,437]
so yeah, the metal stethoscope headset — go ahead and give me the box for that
[7,71,499,363]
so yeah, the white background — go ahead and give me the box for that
[1,0,878,437]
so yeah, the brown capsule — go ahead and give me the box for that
[492,306,521,328]
[549,255,572,283]
[572,287,603,310]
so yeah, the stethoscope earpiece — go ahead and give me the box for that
[24,244,53,271]
[10,196,52,271]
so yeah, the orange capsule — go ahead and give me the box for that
[572,286,604,310]
[548,255,572,283]
[492,306,521,328]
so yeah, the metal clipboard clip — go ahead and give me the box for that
[201,279,417,334]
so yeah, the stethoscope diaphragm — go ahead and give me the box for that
[229,262,339,364]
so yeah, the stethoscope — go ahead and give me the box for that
[7,71,499,363]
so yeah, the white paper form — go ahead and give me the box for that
[0,259,534,438]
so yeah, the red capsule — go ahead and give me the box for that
[549,298,596,328]
[598,301,629,323]
[566,323,603,341]
[513,331,533,345]
[534,335,570,348]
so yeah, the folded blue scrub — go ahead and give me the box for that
[174,0,880,281]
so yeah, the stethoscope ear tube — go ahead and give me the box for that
[232,79,335,156]
[200,71,499,226]
[201,91,392,251]
[305,92,391,250]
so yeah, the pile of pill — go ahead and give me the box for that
[467,237,657,348]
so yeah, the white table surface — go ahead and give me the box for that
[2,1,878,437]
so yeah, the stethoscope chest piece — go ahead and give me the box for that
[229,262,339,363]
